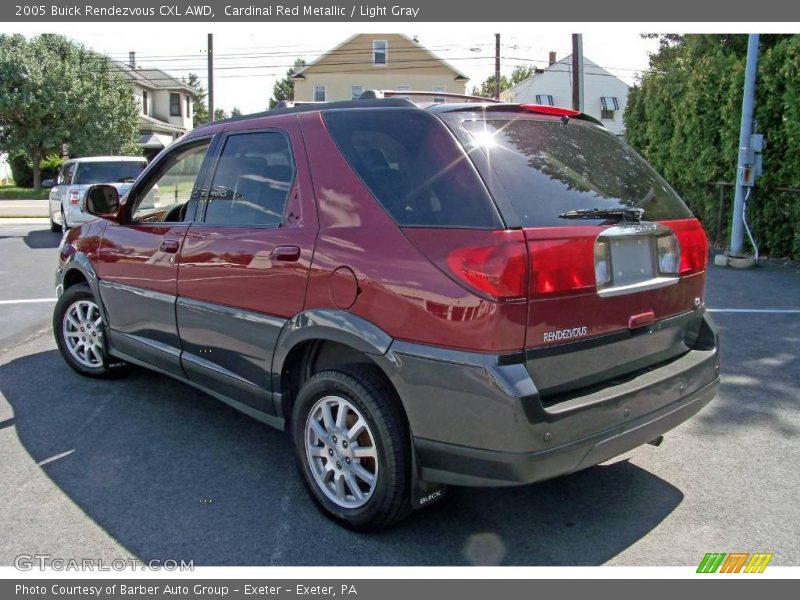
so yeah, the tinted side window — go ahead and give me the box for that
[323,109,502,228]
[60,163,76,185]
[203,132,294,227]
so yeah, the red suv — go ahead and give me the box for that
[53,97,720,530]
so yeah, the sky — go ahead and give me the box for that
[5,23,663,114]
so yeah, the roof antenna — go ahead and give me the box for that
[560,115,570,124]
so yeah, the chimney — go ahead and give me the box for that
[128,51,136,68]
[549,51,557,66]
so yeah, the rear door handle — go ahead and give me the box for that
[159,239,180,253]
[270,245,301,262]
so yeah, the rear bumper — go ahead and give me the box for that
[414,375,717,486]
[379,311,720,487]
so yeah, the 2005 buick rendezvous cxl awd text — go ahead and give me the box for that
[53,95,720,530]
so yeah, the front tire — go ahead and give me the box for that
[53,284,127,377]
[291,367,413,531]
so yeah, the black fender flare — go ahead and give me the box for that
[270,308,394,394]
[57,253,113,343]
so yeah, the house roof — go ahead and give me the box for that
[501,55,630,99]
[115,61,194,93]
[138,114,186,135]
[291,33,469,81]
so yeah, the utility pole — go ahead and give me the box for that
[494,33,501,100]
[571,34,584,112]
[208,33,214,121]
[728,34,760,262]
[577,34,584,112]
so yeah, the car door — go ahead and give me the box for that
[97,136,217,376]
[176,119,318,414]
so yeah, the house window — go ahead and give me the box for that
[351,85,364,100]
[373,40,388,65]
[432,86,446,103]
[313,85,327,102]
[535,94,555,106]
[142,91,148,115]
[395,85,410,100]
[601,109,615,120]
[186,94,191,117]
[169,93,181,117]
[601,96,620,111]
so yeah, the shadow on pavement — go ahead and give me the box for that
[1,349,683,566]
[24,229,61,249]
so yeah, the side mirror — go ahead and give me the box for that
[85,184,120,219]
[42,179,55,189]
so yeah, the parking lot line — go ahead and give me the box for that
[36,449,75,466]
[0,298,57,305]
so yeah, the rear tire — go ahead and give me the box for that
[291,366,413,531]
[53,283,128,378]
[50,217,61,233]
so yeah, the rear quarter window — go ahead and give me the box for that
[456,117,692,227]
[323,109,502,228]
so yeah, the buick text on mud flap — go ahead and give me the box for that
[543,326,588,342]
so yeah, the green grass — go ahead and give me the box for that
[0,185,50,200]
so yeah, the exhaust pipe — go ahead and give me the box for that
[647,435,664,447]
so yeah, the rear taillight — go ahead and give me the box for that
[663,219,708,274]
[528,236,597,297]
[402,229,528,300]
[68,189,80,205]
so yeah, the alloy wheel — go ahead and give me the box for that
[304,395,379,509]
[62,299,104,368]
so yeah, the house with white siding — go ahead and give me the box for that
[501,53,630,135]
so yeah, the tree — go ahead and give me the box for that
[231,106,242,118]
[0,34,139,190]
[268,58,306,109]
[469,64,535,99]
[183,72,209,126]
[625,34,800,260]
[213,108,229,120]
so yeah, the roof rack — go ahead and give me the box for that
[365,90,498,103]
[194,97,419,129]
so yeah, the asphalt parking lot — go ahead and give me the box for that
[0,219,798,567]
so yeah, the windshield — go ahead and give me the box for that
[455,116,692,227]
[74,161,146,185]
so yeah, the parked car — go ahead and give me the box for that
[53,97,720,530]
[45,156,148,232]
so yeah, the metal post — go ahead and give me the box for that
[729,34,760,256]
[571,34,580,111]
[494,33,501,100]
[208,33,214,121]
[576,34,584,112]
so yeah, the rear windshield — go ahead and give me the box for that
[456,117,692,227]
[323,109,502,228]
[74,161,146,185]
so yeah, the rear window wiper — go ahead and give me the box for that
[558,207,644,222]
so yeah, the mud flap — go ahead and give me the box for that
[409,436,447,509]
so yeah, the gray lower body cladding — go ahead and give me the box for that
[379,311,720,487]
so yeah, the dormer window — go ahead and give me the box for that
[373,40,388,65]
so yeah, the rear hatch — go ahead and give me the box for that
[440,107,709,401]
[73,160,146,208]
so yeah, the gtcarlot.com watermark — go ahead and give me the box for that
[14,554,194,571]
